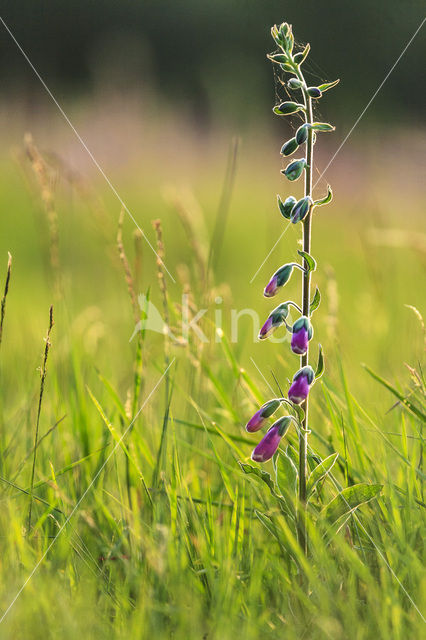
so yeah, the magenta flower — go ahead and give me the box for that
[288,366,315,404]
[246,399,280,432]
[258,303,289,340]
[251,416,292,462]
[264,275,279,298]
[263,264,294,298]
[291,316,313,355]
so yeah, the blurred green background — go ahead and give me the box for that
[0,4,425,637]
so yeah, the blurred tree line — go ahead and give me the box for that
[1,0,424,127]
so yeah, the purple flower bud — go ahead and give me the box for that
[264,264,294,298]
[288,366,315,404]
[290,316,313,355]
[259,316,274,340]
[307,86,322,99]
[258,303,289,340]
[264,274,279,298]
[251,416,292,462]
[246,399,280,432]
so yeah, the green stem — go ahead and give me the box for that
[295,67,314,554]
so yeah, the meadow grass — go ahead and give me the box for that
[0,123,424,639]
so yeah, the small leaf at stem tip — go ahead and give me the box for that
[310,287,321,314]
[314,185,333,207]
[297,250,316,273]
[280,137,299,156]
[311,122,335,132]
[293,43,310,65]
[273,102,305,116]
[315,344,325,379]
[280,62,296,73]
[267,53,288,64]
[318,79,340,93]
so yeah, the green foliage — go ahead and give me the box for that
[322,483,383,524]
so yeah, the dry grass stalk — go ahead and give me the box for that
[24,134,61,296]
[164,187,208,286]
[27,305,54,533]
[117,208,139,323]
[0,252,12,349]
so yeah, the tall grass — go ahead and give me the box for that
[0,126,424,639]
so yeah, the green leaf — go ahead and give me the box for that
[362,365,426,423]
[322,483,383,524]
[311,122,335,132]
[239,462,291,517]
[310,287,321,314]
[314,185,333,207]
[307,453,338,497]
[239,461,277,494]
[318,79,340,93]
[277,451,298,495]
[293,43,310,65]
[315,344,325,379]
[267,53,288,64]
[297,250,316,273]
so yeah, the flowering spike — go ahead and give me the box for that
[246,399,281,432]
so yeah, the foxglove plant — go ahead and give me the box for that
[245,22,338,551]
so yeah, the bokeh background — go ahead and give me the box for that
[0,3,425,638]
[0,0,424,395]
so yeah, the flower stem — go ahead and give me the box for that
[296,69,314,554]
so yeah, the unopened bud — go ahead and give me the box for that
[280,137,298,156]
[282,158,306,182]
[273,101,304,116]
[277,195,297,219]
[291,196,313,223]
[307,86,322,99]
[295,124,310,145]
